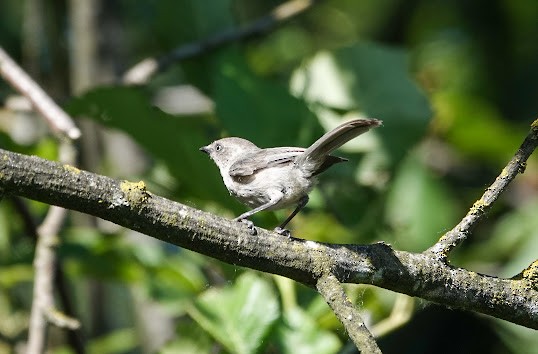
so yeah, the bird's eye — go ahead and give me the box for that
[215,144,222,152]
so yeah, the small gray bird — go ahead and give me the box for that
[200,118,382,235]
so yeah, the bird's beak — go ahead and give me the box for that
[199,145,210,154]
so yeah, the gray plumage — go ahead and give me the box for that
[200,118,382,235]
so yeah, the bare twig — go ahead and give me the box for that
[316,274,381,353]
[371,294,414,338]
[27,142,80,354]
[1,43,83,352]
[10,196,84,354]
[0,47,81,140]
[427,120,538,259]
[27,206,70,354]
[1,14,86,354]
[44,308,80,330]
[123,0,318,84]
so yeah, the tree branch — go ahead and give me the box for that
[123,0,319,84]
[370,294,414,337]
[26,142,81,354]
[0,141,536,330]
[316,274,381,353]
[10,196,85,354]
[1,44,85,353]
[427,120,538,258]
[0,46,81,140]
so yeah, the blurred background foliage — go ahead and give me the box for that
[0,0,537,353]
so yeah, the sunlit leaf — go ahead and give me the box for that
[160,321,213,354]
[67,86,232,204]
[88,327,138,354]
[291,42,432,163]
[433,92,525,165]
[187,272,279,354]
[60,228,144,283]
[212,48,322,148]
[273,307,341,354]
[385,155,458,251]
[468,198,538,277]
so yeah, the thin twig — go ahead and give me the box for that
[0,46,81,140]
[10,196,85,354]
[44,308,80,330]
[427,120,538,259]
[371,294,414,338]
[27,142,80,354]
[1,37,84,354]
[123,0,318,84]
[316,274,381,353]
[27,206,68,354]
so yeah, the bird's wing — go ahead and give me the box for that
[229,147,305,177]
[295,118,382,175]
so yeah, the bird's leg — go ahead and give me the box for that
[238,219,257,236]
[233,192,283,235]
[274,196,309,237]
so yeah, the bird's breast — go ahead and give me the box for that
[225,166,315,209]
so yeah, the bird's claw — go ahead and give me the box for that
[274,227,291,238]
[237,218,257,236]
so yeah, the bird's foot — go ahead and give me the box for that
[274,227,291,238]
[235,218,257,236]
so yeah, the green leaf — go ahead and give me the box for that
[88,327,138,354]
[291,42,432,163]
[434,92,526,165]
[385,154,458,251]
[145,252,208,313]
[0,264,33,288]
[0,203,11,257]
[160,321,214,354]
[212,48,322,148]
[60,228,144,283]
[67,86,231,204]
[124,0,234,54]
[187,272,279,354]
[469,198,538,277]
[273,307,341,354]
[271,268,344,343]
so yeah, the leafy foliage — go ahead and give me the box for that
[0,0,537,353]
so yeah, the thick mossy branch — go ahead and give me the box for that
[1,148,537,329]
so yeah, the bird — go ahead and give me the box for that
[200,118,382,236]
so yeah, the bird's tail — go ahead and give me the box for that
[295,118,382,175]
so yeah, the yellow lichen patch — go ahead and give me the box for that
[303,244,334,279]
[521,260,538,289]
[530,118,538,130]
[63,164,81,174]
[518,161,527,174]
[469,199,487,214]
[499,166,510,178]
[120,180,150,208]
